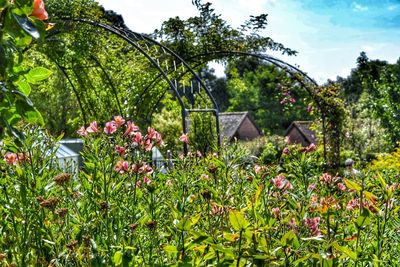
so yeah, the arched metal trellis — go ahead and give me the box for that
[36,18,326,157]
[184,50,327,159]
[42,18,222,153]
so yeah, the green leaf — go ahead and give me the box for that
[14,79,31,96]
[0,0,8,8]
[176,217,192,231]
[26,67,52,84]
[333,243,357,261]
[229,210,250,231]
[355,209,371,228]
[344,178,362,192]
[113,251,122,266]
[163,245,178,253]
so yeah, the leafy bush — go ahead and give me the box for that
[370,146,400,174]
[1,118,399,266]
[259,142,278,164]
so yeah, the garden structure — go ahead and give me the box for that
[219,112,262,142]
[30,17,332,158]
[285,121,317,147]
[4,1,399,266]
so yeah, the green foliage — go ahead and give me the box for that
[155,0,296,65]
[370,146,400,174]
[225,58,314,135]
[1,123,400,266]
[314,83,347,169]
[152,93,183,153]
[337,52,400,152]
[0,0,50,139]
[259,142,278,164]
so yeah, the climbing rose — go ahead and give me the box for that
[31,0,48,20]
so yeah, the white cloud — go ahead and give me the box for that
[388,5,398,11]
[352,2,368,12]
[94,0,400,83]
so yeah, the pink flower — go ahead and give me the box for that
[304,217,321,236]
[104,122,117,135]
[254,165,262,174]
[4,152,18,165]
[179,133,189,144]
[143,176,152,185]
[77,126,88,137]
[200,174,210,181]
[141,138,153,152]
[147,127,156,140]
[337,182,346,191]
[306,143,317,153]
[306,105,312,113]
[285,180,293,190]
[131,164,138,173]
[307,183,317,192]
[113,116,125,128]
[114,160,129,174]
[139,163,153,175]
[115,145,126,156]
[195,150,202,157]
[132,132,143,145]
[319,173,333,185]
[282,147,290,155]
[290,97,296,103]
[346,199,360,211]
[272,174,285,189]
[153,131,164,146]
[124,121,139,136]
[86,121,99,133]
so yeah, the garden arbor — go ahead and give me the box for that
[34,18,326,156]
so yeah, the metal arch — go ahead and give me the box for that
[47,18,221,153]
[185,50,327,160]
[89,55,123,115]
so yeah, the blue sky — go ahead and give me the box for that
[97,0,400,84]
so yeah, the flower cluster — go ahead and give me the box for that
[304,217,321,236]
[77,116,164,152]
[271,174,293,191]
[3,152,30,165]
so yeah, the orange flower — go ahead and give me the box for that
[31,0,48,21]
